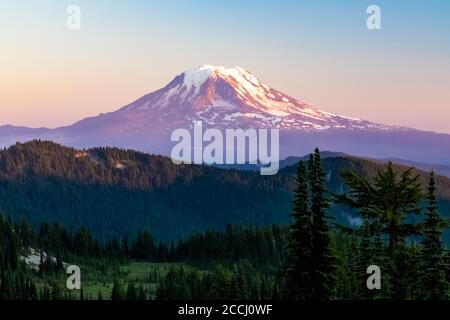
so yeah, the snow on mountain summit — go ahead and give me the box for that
[102,65,399,133]
[182,65,219,96]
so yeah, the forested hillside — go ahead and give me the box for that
[1,147,449,300]
[0,140,449,242]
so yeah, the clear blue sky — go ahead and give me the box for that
[1,0,449,132]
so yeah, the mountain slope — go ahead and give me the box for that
[0,141,449,242]
[72,65,394,132]
[1,65,450,164]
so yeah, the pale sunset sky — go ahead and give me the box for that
[1,0,449,133]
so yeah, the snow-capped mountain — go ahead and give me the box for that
[79,65,396,133]
[1,65,450,164]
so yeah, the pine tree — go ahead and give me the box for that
[338,162,424,299]
[419,172,447,299]
[356,217,372,299]
[284,149,337,300]
[231,268,248,299]
[309,149,337,299]
[285,162,312,299]
[209,265,233,299]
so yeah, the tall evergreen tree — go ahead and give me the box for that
[285,149,337,300]
[309,149,337,299]
[419,172,447,299]
[338,163,423,299]
[285,162,312,299]
[356,217,372,299]
[339,163,423,248]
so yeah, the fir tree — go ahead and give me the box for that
[285,162,312,299]
[338,163,424,299]
[419,172,447,299]
[356,217,372,299]
[309,149,337,299]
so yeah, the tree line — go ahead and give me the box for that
[0,211,288,300]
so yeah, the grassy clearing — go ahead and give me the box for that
[81,261,192,299]
[32,260,202,300]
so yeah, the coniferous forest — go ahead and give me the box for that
[0,142,449,300]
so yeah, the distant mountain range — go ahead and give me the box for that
[217,152,450,179]
[283,154,450,179]
[1,65,450,165]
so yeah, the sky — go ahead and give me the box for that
[1,0,449,133]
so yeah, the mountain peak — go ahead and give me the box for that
[181,65,257,95]
[113,64,392,132]
[184,65,249,76]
